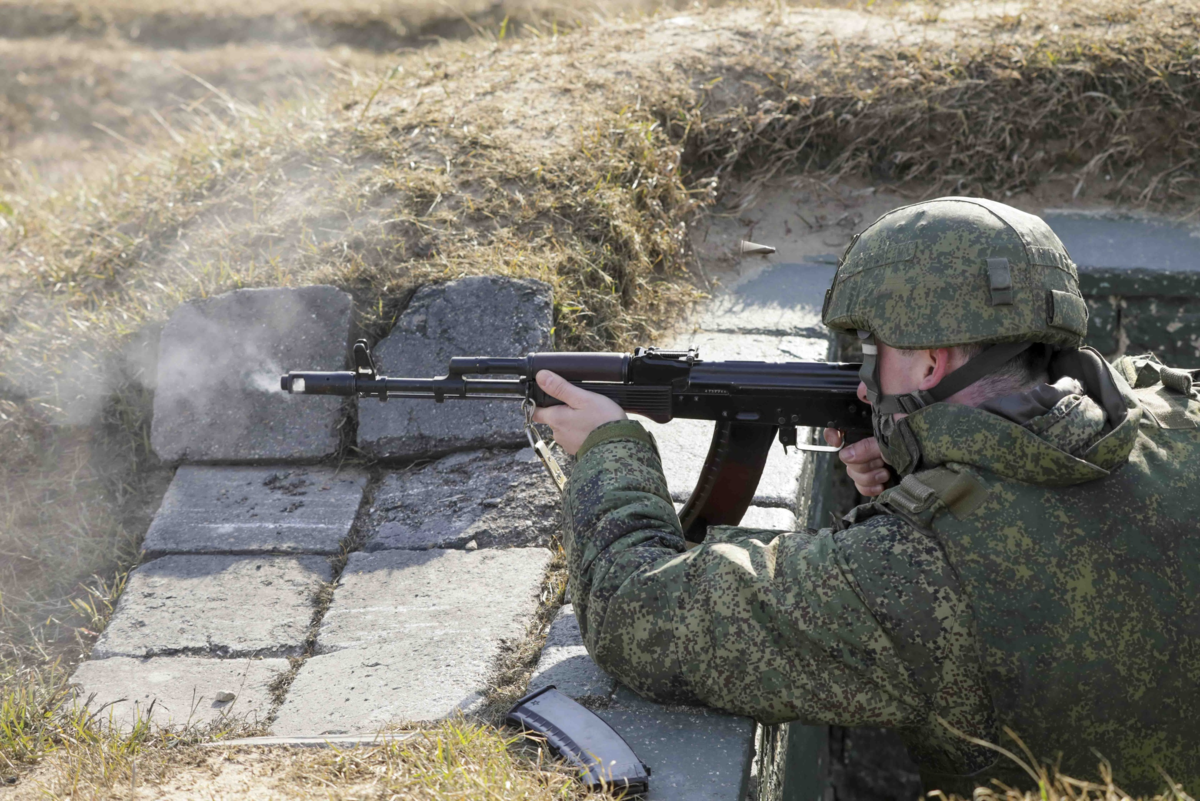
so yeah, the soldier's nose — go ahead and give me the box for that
[857,382,870,405]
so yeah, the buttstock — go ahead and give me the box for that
[677,422,776,543]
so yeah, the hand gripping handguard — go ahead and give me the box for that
[507,686,651,795]
[281,340,871,543]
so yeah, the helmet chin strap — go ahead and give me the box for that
[857,330,1034,477]
[857,331,1034,416]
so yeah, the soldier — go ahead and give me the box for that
[532,197,1200,797]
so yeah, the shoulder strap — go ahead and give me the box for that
[880,467,989,521]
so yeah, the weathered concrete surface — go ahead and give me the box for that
[1044,213,1200,361]
[152,285,353,463]
[690,262,838,337]
[364,448,558,551]
[358,277,553,459]
[142,465,368,556]
[271,548,550,734]
[732,506,797,532]
[599,685,756,801]
[528,605,614,700]
[641,332,827,509]
[69,657,288,732]
[1045,211,1200,272]
[93,555,332,659]
[524,606,755,800]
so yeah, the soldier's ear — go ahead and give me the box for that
[918,348,955,392]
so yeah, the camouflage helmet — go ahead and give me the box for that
[822,197,1087,349]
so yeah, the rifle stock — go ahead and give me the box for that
[282,341,871,542]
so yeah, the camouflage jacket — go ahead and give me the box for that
[562,350,1200,793]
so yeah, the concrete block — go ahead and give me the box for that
[93,555,332,659]
[69,657,287,733]
[598,685,756,801]
[691,262,838,337]
[152,285,353,463]
[735,506,797,531]
[143,465,367,556]
[1044,211,1200,272]
[364,448,559,551]
[674,504,797,537]
[528,605,614,700]
[271,548,551,734]
[641,332,825,510]
[358,276,552,459]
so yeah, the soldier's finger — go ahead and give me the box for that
[845,464,877,485]
[531,404,570,429]
[858,483,885,497]
[823,428,843,448]
[535,370,594,409]
[839,436,882,465]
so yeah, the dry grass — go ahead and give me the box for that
[684,0,1200,211]
[6,714,604,799]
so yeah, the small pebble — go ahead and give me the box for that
[464,540,479,551]
[215,691,237,703]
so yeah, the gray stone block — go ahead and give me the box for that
[692,262,838,337]
[528,605,614,700]
[152,285,353,463]
[1044,211,1200,272]
[737,506,797,531]
[69,656,288,733]
[142,465,368,556]
[676,504,797,533]
[93,555,332,659]
[642,332,826,510]
[599,685,756,801]
[364,448,559,551]
[358,276,553,459]
[271,547,551,734]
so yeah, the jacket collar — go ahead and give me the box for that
[902,348,1142,486]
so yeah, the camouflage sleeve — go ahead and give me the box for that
[563,420,996,756]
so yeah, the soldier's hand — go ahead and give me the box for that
[532,370,628,456]
[822,430,891,497]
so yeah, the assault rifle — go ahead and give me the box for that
[280,340,870,542]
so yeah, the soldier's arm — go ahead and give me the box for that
[563,420,996,758]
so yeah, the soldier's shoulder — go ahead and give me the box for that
[833,512,945,564]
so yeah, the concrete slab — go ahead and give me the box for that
[1044,211,1200,272]
[691,262,838,337]
[152,285,353,463]
[271,548,551,734]
[69,656,287,733]
[142,465,368,556]
[528,605,614,701]
[639,331,824,509]
[358,276,552,459]
[93,555,332,659]
[364,448,559,551]
[598,685,756,801]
